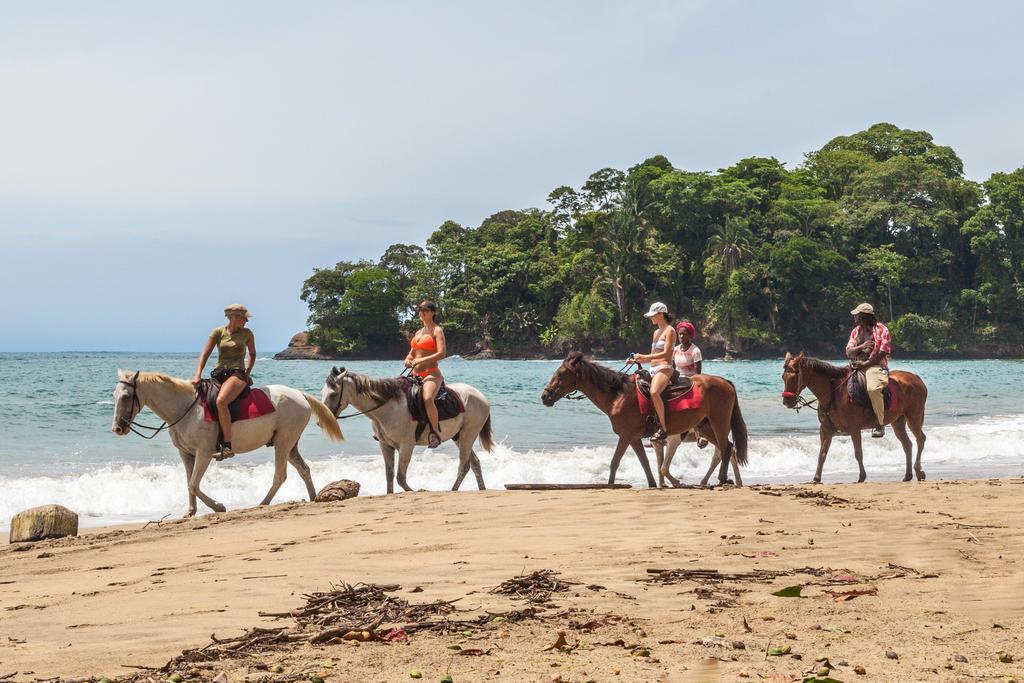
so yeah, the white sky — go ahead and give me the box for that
[1,1,1022,351]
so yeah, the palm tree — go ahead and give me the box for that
[705,216,754,349]
[706,216,754,277]
[593,207,646,323]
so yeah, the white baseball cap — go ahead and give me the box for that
[643,302,669,318]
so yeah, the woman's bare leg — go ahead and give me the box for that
[215,375,247,444]
[650,369,671,432]
[421,374,441,435]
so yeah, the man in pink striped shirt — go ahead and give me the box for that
[845,302,892,438]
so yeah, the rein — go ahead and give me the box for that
[329,372,409,419]
[118,372,200,439]
[783,365,851,416]
[563,360,636,402]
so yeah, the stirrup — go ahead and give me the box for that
[871,426,885,438]
[216,442,236,460]
[697,437,709,449]
[652,428,668,444]
[427,430,441,449]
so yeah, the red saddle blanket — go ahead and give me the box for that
[202,388,276,423]
[637,384,702,415]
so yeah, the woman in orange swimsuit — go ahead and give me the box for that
[404,300,447,448]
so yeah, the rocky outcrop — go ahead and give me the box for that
[315,479,361,502]
[9,504,79,543]
[274,332,335,360]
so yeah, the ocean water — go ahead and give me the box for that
[1,353,1022,529]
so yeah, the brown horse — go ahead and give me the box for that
[781,352,928,483]
[541,352,748,486]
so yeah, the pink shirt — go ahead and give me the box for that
[673,343,702,376]
[846,323,891,367]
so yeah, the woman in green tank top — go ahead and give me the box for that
[191,304,257,458]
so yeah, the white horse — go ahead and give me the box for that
[111,370,344,516]
[652,430,743,488]
[320,367,494,493]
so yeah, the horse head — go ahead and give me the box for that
[321,366,350,417]
[781,352,806,408]
[541,352,584,406]
[111,370,143,435]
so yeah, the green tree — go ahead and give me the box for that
[860,243,909,320]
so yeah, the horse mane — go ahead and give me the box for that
[800,357,847,378]
[566,352,629,394]
[346,372,405,403]
[119,369,195,395]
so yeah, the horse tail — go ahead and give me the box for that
[478,415,495,453]
[304,394,345,443]
[729,391,749,467]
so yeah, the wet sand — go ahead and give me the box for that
[2,479,1023,682]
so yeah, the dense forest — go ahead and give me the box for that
[298,123,1024,359]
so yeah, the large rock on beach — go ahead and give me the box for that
[273,332,335,360]
[315,479,361,502]
[9,504,79,543]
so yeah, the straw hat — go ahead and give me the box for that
[224,304,252,320]
[850,303,875,316]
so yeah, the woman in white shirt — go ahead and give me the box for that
[673,321,703,377]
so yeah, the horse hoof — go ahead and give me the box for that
[857,476,867,483]
[812,478,822,484]
[903,474,913,482]
[212,503,227,513]
[917,471,927,481]
[183,510,196,519]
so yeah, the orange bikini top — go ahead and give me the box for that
[410,333,437,352]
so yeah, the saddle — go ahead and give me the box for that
[635,370,696,413]
[198,378,275,424]
[403,377,465,440]
[847,370,897,412]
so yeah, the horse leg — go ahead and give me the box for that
[907,410,927,480]
[711,411,735,485]
[259,444,291,506]
[661,434,684,488]
[731,445,743,487]
[178,450,198,517]
[469,451,486,490]
[813,425,834,484]
[630,438,657,488]
[700,448,720,486]
[396,443,415,492]
[288,446,317,501]
[850,428,867,483]
[452,440,472,491]
[891,416,914,482]
[189,454,226,513]
[378,444,397,491]
[608,436,631,485]
[653,440,665,488]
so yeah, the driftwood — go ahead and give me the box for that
[504,483,632,490]
[491,569,580,603]
[644,567,791,584]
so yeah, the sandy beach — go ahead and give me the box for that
[2,479,1022,682]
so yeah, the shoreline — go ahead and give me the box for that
[2,480,1022,681]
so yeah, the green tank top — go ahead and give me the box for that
[210,326,253,371]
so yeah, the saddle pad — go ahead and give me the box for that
[202,388,276,423]
[637,384,702,415]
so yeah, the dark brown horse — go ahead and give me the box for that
[541,352,748,486]
[781,352,928,483]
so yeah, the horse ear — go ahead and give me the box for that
[795,351,804,362]
[784,352,792,361]
[331,366,340,376]
[338,367,347,376]
[567,353,582,367]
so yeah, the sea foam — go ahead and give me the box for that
[1,415,1022,529]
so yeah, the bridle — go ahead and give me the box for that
[549,360,636,403]
[782,363,850,416]
[116,371,200,439]
[325,374,391,420]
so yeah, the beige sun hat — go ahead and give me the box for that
[850,302,875,316]
[224,303,252,320]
